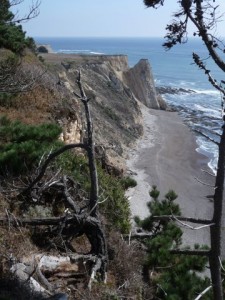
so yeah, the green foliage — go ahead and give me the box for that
[0,116,62,175]
[139,187,181,233]
[149,185,160,200]
[120,176,137,189]
[57,153,131,233]
[0,0,35,53]
[98,167,131,233]
[137,186,212,299]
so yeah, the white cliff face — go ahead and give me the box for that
[123,59,161,109]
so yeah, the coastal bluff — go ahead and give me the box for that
[39,53,166,169]
[42,53,165,110]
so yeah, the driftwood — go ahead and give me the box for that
[10,253,104,298]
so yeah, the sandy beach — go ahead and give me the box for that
[126,104,214,248]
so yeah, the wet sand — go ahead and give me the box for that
[126,104,214,248]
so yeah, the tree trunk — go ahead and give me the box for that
[209,125,225,300]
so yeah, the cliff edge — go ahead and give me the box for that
[39,53,166,169]
[0,52,166,171]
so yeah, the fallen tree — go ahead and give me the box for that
[0,71,108,298]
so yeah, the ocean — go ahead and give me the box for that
[35,37,225,173]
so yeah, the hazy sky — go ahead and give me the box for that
[18,0,225,38]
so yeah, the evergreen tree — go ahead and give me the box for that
[142,2,225,298]
[136,186,211,299]
[0,0,35,53]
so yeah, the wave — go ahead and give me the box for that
[57,49,105,55]
[194,104,220,117]
[193,89,220,95]
[90,51,105,55]
[196,136,218,174]
[57,49,91,53]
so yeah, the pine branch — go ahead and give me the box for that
[170,249,210,256]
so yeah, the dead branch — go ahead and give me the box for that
[170,215,215,230]
[62,176,80,214]
[20,143,87,196]
[152,215,213,225]
[0,62,47,94]
[75,70,99,217]
[0,70,108,296]
[9,0,41,24]
[88,257,103,290]
[195,285,212,300]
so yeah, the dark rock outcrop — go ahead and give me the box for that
[37,44,54,54]
[156,86,196,95]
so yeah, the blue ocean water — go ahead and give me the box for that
[35,37,225,173]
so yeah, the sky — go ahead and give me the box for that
[16,0,225,38]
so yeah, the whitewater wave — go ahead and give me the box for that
[194,104,220,117]
[57,49,105,55]
[193,89,220,95]
[196,136,218,174]
[58,49,90,53]
[90,51,105,55]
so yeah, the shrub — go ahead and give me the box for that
[57,152,131,233]
[0,116,62,175]
[120,176,137,189]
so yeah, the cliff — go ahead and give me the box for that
[0,52,165,170]
[31,53,165,169]
[0,51,165,299]
[124,59,160,109]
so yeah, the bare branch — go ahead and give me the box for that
[62,176,80,214]
[152,215,213,225]
[171,214,215,230]
[195,285,212,300]
[20,143,87,196]
[10,0,41,24]
[76,71,99,217]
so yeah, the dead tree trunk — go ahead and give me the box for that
[76,71,99,218]
[1,71,108,294]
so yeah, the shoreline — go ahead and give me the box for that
[126,104,214,248]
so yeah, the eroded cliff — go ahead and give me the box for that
[0,52,165,170]
[41,53,165,168]
[124,59,160,109]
